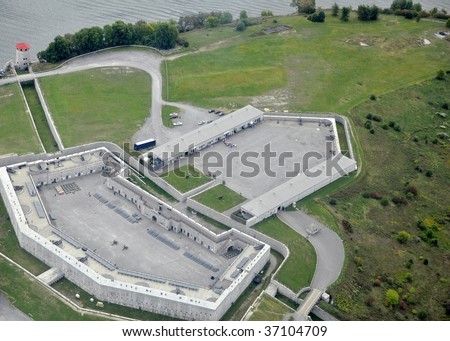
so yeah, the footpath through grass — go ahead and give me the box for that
[21,82,59,153]
[254,216,316,292]
[192,184,246,212]
[170,14,449,112]
[162,164,211,193]
[40,67,151,147]
[247,293,294,321]
[0,84,41,155]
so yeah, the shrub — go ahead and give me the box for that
[393,124,401,132]
[388,121,396,128]
[370,129,375,134]
[370,192,382,200]
[442,103,449,110]
[381,198,390,206]
[405,185,418,197]
[364,121,372,129]
[370,94,377,100]
[365,295,375,306]
[436,69,446,80]
[404,10,418,19]
[240,10,248,19]
[405,259,413,269]
[386,289,400,307]
[236,21,246,31]
[366,113,373,120]
[341,6,351,21]
[382,8,394,15]
[342,219,353,233]
[362,192,371,199]
[329,198,337,205]
[418,310,428,320]
[397,230,411,244]
[308,11,326,22]
[332,3,340,17]
[392,195,407,205]
[425,170,433,177]
[373,278,382,286]
[399,300,408,310]
[261,10,273,17]
[382,124,389,130]
[372,115,382,122]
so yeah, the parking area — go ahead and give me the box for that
[192,120,335,199]
[39,174,234,288]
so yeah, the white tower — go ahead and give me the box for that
[15,42,31,70]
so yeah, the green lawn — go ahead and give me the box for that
[128,172,177,203]
[21,82,59,153]
[170,14,449,112]
[192,184,247,212]
[39,67,151,147]
[0,84,42,155]
[162,164,211,193]
[247,293,294,321]
[162,105,180,128]
[254,216,317,292]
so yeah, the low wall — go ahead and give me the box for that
[34,79,64,150]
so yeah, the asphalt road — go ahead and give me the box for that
[0,292,32,321]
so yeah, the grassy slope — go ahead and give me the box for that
[322,78,450,320]
[21,82,59,153]
[192,184,247,212]
[162,105,180,128]
[39,67,151,147]
[171,14,449,112]
[248,293,294,321]
[254,216,317,292]
[0,84,41,155]
[162,164,211,193]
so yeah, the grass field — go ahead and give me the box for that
[162,164,211,193]
[247,293,294,321]
[128,172,177,203]
[170,14,449,112]
[316,77,450,320]
[192,184,247,212]
[39,67,151,147]
[162,105,180,128]
[21,82,59,153]
[0,84,42,155]
[254,216,317,292]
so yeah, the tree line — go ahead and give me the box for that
[37,20,179,63]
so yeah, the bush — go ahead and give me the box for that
[308,11,326,23]
[236,21,247,31]
[386,289,400,307]
[332,3,340,17]
[370,129,375,134]
[370,94,377,101]
[341,6,351,21]
[240,10,248,19]
[397,230,412,244]
[261,10,273,17]
[382,8,394,15]
[366,113,373,120]
[436,69,446,80]
[404,10,418,19]
[442,103,449,110]
[392,195,408,205]
[357,5,380,21]
[342,219,353,233]
[365,295,375,306]
[364,121,372,129]
[370,192,382,200]
[372,115,382,122]
[381,198,390,206]
[405,185,418,197]
[329,198,337,205]
[425,170,433,177]
[362,192,371,199]
[382,124,389,130]
[388,121,396,128]
[393,124,401,132]
[418,310,428,320]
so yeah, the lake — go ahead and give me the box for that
[0,0,448,64]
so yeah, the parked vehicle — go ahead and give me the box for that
[133,138,156,151]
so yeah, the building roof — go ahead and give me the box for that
[150,105,263,161]
[241,155,357,218]
[16,42,30,50]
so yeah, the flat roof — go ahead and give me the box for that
[241,155,357,217]
[150,105,263,160]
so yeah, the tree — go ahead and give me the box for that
[291,0,316,15]
[205,16,220,28]
[332,3,340,17]
[38,35,73,63]
[154,22,178,49]
[308,10,326,22]
[357,5,380,21]
[386,289,400,307]
[341,7,351,21]
[397,230,411,244]
[240,10,248,19]
[236,21,247,31]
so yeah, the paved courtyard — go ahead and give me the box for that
[39,174,235,288]
[192,120,336,199]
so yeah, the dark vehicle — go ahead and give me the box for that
[134,138,156,151]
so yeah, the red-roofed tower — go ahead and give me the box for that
[15,42,31,70]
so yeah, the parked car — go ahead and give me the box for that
[218,112,225,116]
[173,122,183,126]
[169,113,179,119]
[198,120,206,125]
[208,109,215,113]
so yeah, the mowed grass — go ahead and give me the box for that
[320,78,450,320]
[0,83,41,155]
[254,216,317,292]
[161,164,211,193]
[162,105,180,128]
[247,293,294,321]
[170,14,449,112]
[39,67,151,147]
[21,82,59,152]
[193,184,246,212]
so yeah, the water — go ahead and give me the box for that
[0,0,448,65]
